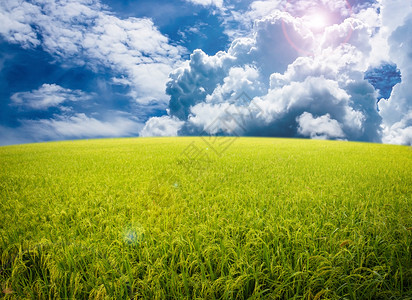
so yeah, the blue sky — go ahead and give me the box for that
[0,0,410,145]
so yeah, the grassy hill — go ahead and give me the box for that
[0,137,411,299]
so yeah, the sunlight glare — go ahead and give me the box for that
[305,12,329,31]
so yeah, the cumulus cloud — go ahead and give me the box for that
[11,84,93,110]
[140,116,184,137]
[382,112,412,145]
[144,7,385,143]
[165,11,313,120]
[256,76,366,136]
[378,1,412,145]
[297,112,345,140]
[228,0,351,39]
[0,0,185,104]
[0,112,142,145]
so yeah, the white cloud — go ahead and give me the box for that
[24,113,141,139]
[0,0,185,104]
[184,0,224,9]
[205,65,266,104]
[0,112,143,145]
[226,0,282,35]
[360,0,412,67]
[320,18,372,56]
[143,10,383,142]
[0,1,41,48]
[382,113,412,145]
[11,84,93,110]
[377,1,412,145]
[165,12,314,121]
[297,112,345,139]
[227,0,351,40]
[246,1,282,21]
[140,116,184,137]
[380,0,412,33]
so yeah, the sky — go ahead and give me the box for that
[0,0,411,145]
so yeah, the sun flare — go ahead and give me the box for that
[310,14,326,28]
[304,12,329,31]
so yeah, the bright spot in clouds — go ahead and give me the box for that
[305,12,328,31]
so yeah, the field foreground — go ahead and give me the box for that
[0,137,411,299]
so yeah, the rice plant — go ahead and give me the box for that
[0,137,411,299]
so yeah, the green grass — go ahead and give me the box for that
[0,137,411,299]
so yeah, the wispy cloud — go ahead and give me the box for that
[11,84,93,110]
[0,0,185,104]
[184,0,224,9]
[0,112,142,145]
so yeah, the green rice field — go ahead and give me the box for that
[0,137,411,299]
